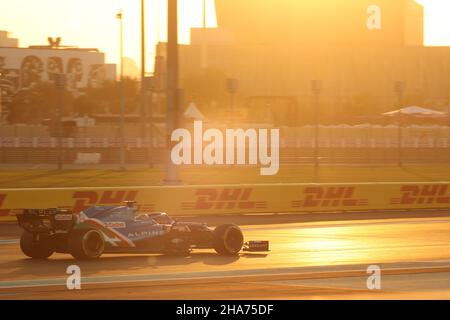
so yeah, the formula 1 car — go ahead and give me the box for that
[16,202,269,260]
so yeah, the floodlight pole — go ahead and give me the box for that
[394,81,405,167]
[311,80,322,168]
[201,0,208,69]
[141,0,149,166]
[311,80,322,184]
[55,74,66,170]
[203,0,207,28]
[164,0,181,185]
[117,10,126,171]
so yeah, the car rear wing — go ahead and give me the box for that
[16,208,75,234]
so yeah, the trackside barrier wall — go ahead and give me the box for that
[0,182,449,222]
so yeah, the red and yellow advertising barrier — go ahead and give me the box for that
[1,182,449,222]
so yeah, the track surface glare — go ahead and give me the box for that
[1,217,450,299]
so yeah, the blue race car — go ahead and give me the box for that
[16,201,268,260]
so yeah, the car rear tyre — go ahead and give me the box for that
[213,224,244,256]
[68,228,105,260]
[20,231,54,259]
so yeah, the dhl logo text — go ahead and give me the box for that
[182,188,267,210]
[72,190,153,212]
[390,185,450,205]
[292,187,369,208]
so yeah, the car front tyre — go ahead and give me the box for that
[213,224,244,256]
[20,231,54,259]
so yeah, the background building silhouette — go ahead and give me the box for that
[156,0,450,125]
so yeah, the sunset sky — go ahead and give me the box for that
[0,0,449,73]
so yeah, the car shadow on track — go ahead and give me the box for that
[0,251,268,279]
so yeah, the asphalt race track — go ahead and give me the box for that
[1,216,450,299]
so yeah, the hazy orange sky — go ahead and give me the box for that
[0,0,449,73]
